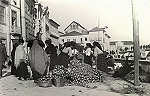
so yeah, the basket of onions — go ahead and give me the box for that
[37,74,52,88]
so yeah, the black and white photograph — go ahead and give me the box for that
[0,0,150,95]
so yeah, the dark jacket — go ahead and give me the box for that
[45,44,56,55]
[0,43,7,62]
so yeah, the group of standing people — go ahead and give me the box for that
[0,32,114,81]
[10,32,74,81]
[84,42,113,73]
[10,33,50,80]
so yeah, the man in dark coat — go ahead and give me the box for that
[0,39,7,78]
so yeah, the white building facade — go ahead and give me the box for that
[48,19,60,46]
[59,21,89,46]
[34,2,61,47]
[88,27,111,51]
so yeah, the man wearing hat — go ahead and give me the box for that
[0,39,7,78]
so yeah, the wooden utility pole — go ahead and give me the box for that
[20,0,22,36]
[131,0,140,86]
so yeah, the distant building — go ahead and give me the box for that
[110,41,133,52]
[88,27,111,51]
[59,21,89,45]
[64,21,88,34]
[58,31,64,44]
[35,2,60,46]
[48,19,60,46]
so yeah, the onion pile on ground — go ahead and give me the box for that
[51,58,103,87]
[68,59,102,86]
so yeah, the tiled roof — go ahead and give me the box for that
[49,19,60,26]
[88,27,105,32]
[61,31,88,37]
[58,31,64,34]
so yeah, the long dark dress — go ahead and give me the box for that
[56,52,69,68]
[11,44,19,75]
[16,61,29,79]
[84,54,93,66]
[45,44,57,70]
[97,54,108,73]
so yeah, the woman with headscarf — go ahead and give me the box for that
[93,42,108,73]
[84,43,93,66]
[14,39,29,80]
[29,40,49,80]
[56,42,73,68]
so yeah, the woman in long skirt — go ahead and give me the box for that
[56,42,73,68]
[15,39,29,80]
[84,43,93,66]
[93,42,108,73]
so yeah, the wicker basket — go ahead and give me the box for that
[38,80,52,88]
[53,78,65,87]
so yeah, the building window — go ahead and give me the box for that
[11,10,17,26]
[73,39,76,42]
[85,37,87,41]
[0,6,5,24]
[67,39,70,42]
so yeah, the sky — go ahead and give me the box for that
[39,0,150,45]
